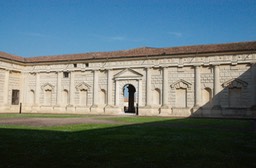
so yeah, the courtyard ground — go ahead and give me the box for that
[0,113,255,168]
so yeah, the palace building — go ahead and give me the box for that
[1,41,256,117]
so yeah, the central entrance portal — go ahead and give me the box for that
[123,84,136,113]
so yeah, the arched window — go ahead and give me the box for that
[171,79,191,108]
[100,89,106,105]
[76,82,91,106]
[44,89,52,105]
[41,83,54,106]
[229,87,241,107]
[202,88,212,105]
[222,78,247,108]
[80,89,88,106]
[29,90,35,105]
[153,88,161,105]
[176,88,187,108]
[62,90,69,105]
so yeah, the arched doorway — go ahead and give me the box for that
[123,84,136,113]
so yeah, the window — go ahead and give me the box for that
[73,63,77,68]
[153,89,161,105]
[63,72,69,78]
[12,90,20,105]
[29,90,35,105]
[176,88,187,108]
[229,87,241,107]
[44,89,52,105]
[80,89,88,106]
[85,63,89,67]
[62,90,69,105]
[100,89,106,105]
[202,88,212,105]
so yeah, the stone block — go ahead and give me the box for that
[104,106,122,114]
[172,108,191,117]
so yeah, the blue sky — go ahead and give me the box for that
[0,0,255,57]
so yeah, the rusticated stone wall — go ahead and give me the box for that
[0,45,256,118]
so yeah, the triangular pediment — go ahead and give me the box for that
[76,82,91,91]
[222,78,248,88]
[171,79,192,89]
[114,68,143,79]
[41,83,54,91]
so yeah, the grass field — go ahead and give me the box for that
[0,114,255,168]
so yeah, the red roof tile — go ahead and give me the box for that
[1,41,256,63]
[0,51,25,62]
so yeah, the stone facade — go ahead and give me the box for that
[1,41,256,118]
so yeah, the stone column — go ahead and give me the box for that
[20,72,25,104]
[92,70,99,107]
[21,72,27,105]
[214,65,220,96]
[194,66,201,107]
[251,64,256,107]
[162,67,169,107]
[138,79,142,106]
[107,69,113,106]
[3,70,9,105]
[35,72,40,106]
[115,80,119,106]
[213,65,220,106]
[146,67,152,107]
[69,71,74,105]
[56,71,62,106]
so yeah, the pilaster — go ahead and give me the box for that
[213,65,221,107]
[69,71,74,106]
[107,69,113,106]
[214,65,220,96]
[140,67,154,115]
[160,67,172,115]
[192,66,201,113]
[194,66,201,107]
[91,70,101,113]
[3,70,9,105]
[56,71,62,106]
[104,69,121,114]
[35,72,40,106]
[145,67,152,107]
[92,70,99,107]
[162,67,169,107]
[250,64,256,108]
[115,80,119,106]
[211,65,222,115]
[138,79,143,106]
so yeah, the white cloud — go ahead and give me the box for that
[91,34,144,42]
[168,32,183,38]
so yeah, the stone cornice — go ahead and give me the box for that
[1,41,256,65]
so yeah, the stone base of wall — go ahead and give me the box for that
[171,108,191,117]
[159,106,172,116]
[75,106,90,113]
[0,105,21,113]
[104,106,122,115]
[90,106,104,114]
[0,105,256,118]
[222,108,252,117]
[139,106,160,116]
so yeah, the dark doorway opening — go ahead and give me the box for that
[12,90,20,105]
[123,84,136,113]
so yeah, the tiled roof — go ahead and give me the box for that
[0,51,25,62]
[1,41,256,63]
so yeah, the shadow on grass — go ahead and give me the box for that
[0,117,255,168]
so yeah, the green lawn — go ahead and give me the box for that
[0,114,255,168]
